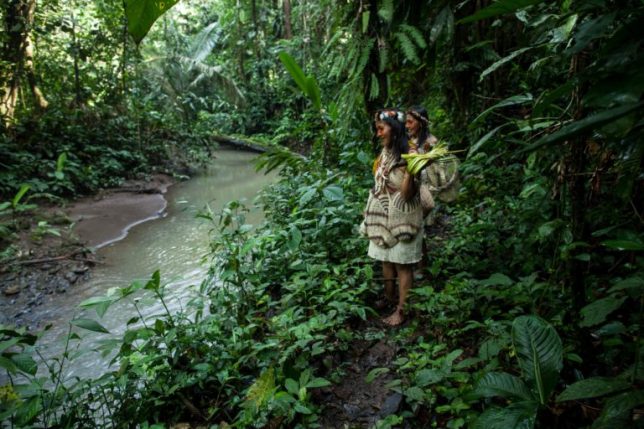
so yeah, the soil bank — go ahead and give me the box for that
[0,174,174,329]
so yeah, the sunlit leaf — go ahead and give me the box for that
[124,0,180,44]
[12,184,30,208]
[366,367,389,384]
[480,47,532,81]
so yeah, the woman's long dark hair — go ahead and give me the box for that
[375,110,409,162]
[407,105,430,147]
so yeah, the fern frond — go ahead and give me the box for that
[400,24,427,49]
[395,31,420,65]
[344,44,359,78]
[377,0,394,23]
[329,53,344,79]
[368,73,380,100]
[322,29,346,55]
[245,368,276,410]
[378,43,389,73]
[352,38,374,79]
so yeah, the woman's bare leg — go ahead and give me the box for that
[382,261,397,302]
[383,263,413,326]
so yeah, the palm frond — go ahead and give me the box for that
[378,43,389,73]
[255,146,308,174]
[189,21,221,63]
[369,73,380,100]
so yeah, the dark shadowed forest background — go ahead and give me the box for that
[1,0,643,428]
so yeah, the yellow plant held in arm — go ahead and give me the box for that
[402,142,453,175]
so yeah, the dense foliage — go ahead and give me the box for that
[1,0,643,428]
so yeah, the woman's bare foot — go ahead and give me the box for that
[382,308,404,326]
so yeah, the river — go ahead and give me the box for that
[27,149,275,381]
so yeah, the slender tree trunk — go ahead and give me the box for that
[235,0,246,82]
[567,53,590,310]
[1,0,48,125]
[283,0,293,39]
[120,17,128,96]
[70,5,82,105]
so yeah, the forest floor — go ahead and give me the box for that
[315,318,403,428]
[0,174,174,329]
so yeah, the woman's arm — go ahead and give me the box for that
[400,169,417,201]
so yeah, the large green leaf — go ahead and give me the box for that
[512,316,563,404]
[607,275,644,294]
[279,52,321,111]
[591,390,644,429]
[430,6,453,44]
[124,0,180,44]
[480,47,532,81]
[579,296,627,328]
[12,184,30,208]
[475,372,534,401]
[567,12,616,55]
[601,239,644,251]
[472,94,533,124]
[71,318,110,334]
[15,396,42,426]
[556,377,631,402]
[79,295,118,318]
[467,125,506,157]
[458,0,545,24]
[11,353,37,375]
[472,401,539,429]
[521,101,644,153]
[305,76,322,111]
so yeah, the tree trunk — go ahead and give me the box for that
[283,0,293,39]
[70,5,82,105]
[235,0,246,82]
[567,53,590,310]
[1,0,47,126]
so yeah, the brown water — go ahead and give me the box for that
[30,150,275,381]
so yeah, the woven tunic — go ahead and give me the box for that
[362,148,423,264]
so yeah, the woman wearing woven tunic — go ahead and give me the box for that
[361,109,423,326]
[406,106,460,275]
[406,106,438,274]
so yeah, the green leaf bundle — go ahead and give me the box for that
[402,143,451,175]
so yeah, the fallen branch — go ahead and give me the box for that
[8,249,98,266]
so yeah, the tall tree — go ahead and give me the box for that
[1,0,48,126]
[282,0,292,39]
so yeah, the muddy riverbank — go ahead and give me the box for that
[0,174,174,329]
